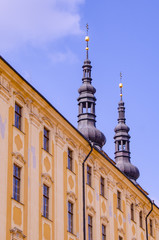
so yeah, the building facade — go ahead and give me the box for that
[0,42,159,240]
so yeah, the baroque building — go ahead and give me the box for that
[0,34,159,240]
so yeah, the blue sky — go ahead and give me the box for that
[1,0,159,206]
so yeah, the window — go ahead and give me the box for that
[44,128,49,152]
[43,185,49,218]
[102,224,106,240]
[139,211,143,228]
[15,103,22,130]
[119,236,123,240]
[100,176,105,196]
[68,148,73,171]
[123,140,126,150]
[68,202,73,233]
[117,190,121,210]
[131,203,134,221]
[13,164,21,201]
[88,215,93,240]
[150,219,153,236]
[118,141,122,151]
[87,165,92,186]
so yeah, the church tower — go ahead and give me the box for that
[77,25,106,150]
[114,75,140,182]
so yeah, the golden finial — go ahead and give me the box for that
[85,24,89,58]
[119,72,123,100]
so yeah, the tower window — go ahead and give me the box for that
[139,211,143,228]
[68,201,73,233]
[68,148,73,171]
[15,103,22,130]
[87,165,92,186]
[43,184,49,218]
[88,215,93,240]
[118,141,122,151]
[82,102,86,113]
[123,140,126,150]
[100,176,105,197]
[13,164,21,202]
[131,203,134,221]
[117,190,121,210]
[44,127,49,152]
[102,224,106,240]
[88,102,91,113]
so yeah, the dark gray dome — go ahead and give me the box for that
[114,122,130,132]
[116,161,140,181]
[79,125,106,149]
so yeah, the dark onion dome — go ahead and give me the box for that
[114,83,140,182]
[77,34,106,150]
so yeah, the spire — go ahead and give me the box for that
[114,74,140,182]
[77,25,106,150]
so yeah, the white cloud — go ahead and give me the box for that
[0,0,84,50]
[49,48,79,64]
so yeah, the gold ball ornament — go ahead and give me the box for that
[119,83,123,88]
[85,36,89,42]
[86,47,89,50]
[120,94,123,97]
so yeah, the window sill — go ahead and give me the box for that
[42,148,53,157]
[67,230,77,237]
[117,207,123,213]
[67,167,76,175]
[11,197,24,205]
[13,125,25,135]
[131,219,136,224]
[86,183,94,190]
[42,215,53,222]
[100,194,108,200]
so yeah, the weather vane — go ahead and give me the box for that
[86,23,89,35]
[119,72,123,100]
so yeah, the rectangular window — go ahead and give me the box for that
[43,184,49,218]
[68,148,73,171]
[68,202,73,233]
[101,176,105,196]
[15,103,22,130]
[87,165,92,186]
[139,211,143,228]
[131,203,134,221]
[88,215,93,240]
[119,236,123,240]
[117,190,121,210]
[102,224,106,240]
[44,127,49,152]
[13,164,21,201]
[150,219,153,236]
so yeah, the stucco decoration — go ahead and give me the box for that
[86,205,96,214]
[119,214,123,225]
[67,191,77,203]
[44,223,50,240]
[141,232,144,240]
[10,227,26,239]
[132,224,136,235]
[68,175,74,190]
[44,157,51,172]
[100,216,109,224]
[66,137,77,149]
[13,206,22,226]
[12,152,26,164]
[13,91,26,104]
[102,201,106,213]
[0,116,6,139]
[15,134,23,151]
[88,190,93,204]
[118,227,125,235]
[42,116,53,128]
[42,173,53,184]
